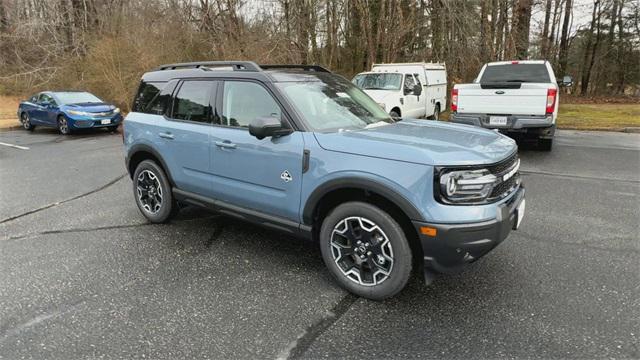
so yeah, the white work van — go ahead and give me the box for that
[352,63,447,120]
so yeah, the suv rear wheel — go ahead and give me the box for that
[319,201,412,300]
[538,138,553,151]
[133,160,178,223]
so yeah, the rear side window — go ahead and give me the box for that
[480,64,550,83]
[133,81,165,113]
[171,80,215,123]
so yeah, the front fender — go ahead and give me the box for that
[301,171,426,225]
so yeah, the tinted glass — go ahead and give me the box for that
[133,81,165,113]
[172,81,214,123]
[221,81,281,128]
[55,92,101,105]
[38,94,56,105]
[276,74,393,132]
[352,73,402,90]
[480,64,550,83]
[404,74,416,89]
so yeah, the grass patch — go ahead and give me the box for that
[557,103,640,130]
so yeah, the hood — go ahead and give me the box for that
[313,120,517,166]
[62,103,115,113]
[361,89,399,103]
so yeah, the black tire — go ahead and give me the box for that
[430,104,441,121]
[57,115,71,135]
[132,160,178,223]
[20,112,35,131]
[105,126,118,133]
[389,110,401,119]
[319,201,413,300]
[538,138,553,151]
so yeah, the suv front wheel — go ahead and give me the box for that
[133,160,177,223]
[319,201,413,300]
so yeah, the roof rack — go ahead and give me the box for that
[259,64,331,73]
[155,61,261,71]
[154,61,331,74]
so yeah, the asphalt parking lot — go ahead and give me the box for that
[0,127,638,359]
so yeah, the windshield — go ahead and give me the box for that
[352,73,403,90]
[479,64,551,83]
[277,75,393,132]
[55,92,103,105]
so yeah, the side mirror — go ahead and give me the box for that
[413,84,422,96]
[40,101,51,107]
[560,75,573,87]
[249,116,291,140]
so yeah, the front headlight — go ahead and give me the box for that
[438,169,497,203]
[67,109,90,116]
[113,107,121,114]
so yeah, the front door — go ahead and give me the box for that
[402,74,422,118]
[209,80,304,223]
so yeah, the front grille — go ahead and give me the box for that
[487,152,520,200]
[490,174,519,198]
[90,111,114,117]
[487,152,518,175]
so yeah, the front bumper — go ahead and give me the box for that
[68,114,123,129]
[451,113,554,137]
[413,186,525,273]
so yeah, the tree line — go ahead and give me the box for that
[0,0,638,110]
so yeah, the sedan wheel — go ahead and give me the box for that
[21,112,34,131]
[57,116,70,135]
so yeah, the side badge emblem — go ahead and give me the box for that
[280,170,293,183]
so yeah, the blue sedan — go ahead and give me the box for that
[17,91,123,135]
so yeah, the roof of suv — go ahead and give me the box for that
[140,61,333,83]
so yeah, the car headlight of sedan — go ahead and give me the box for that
[438,168,497,203]
[67,109,91,116]
[113,107,121,114]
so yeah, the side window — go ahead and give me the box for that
[404,74,416,90]
[38,94,55,105]
[221,81,281,128]
[171,80,214,123]
[413,73,422,87]
[133,81,165,113]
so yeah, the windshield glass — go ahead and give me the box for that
[479,64,550,83]
[352,73,402,90]
[277,75,393,132]
[55,92,103,105]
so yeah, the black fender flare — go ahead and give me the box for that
[302,177,424,225]
[126,144,175,185]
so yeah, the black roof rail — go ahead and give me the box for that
[259,64,331,73]
[155,61,261,71]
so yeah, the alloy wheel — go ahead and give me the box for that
[58,117,69,134]
[330,216,394,286]
[21,113,30,129]
[136,170,163,214]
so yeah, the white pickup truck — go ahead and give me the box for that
[450,60,572,151]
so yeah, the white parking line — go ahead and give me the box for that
[0,142,29,150]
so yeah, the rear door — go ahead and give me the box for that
[209,79,304,222]
[161,79,217,196]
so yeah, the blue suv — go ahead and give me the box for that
[124,61,525,300]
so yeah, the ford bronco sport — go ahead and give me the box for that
[124,61,525,300]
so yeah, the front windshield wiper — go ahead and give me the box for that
[363,87,387,90]
[504,80,528,83]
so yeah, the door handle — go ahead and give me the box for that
[215,140,237,149]
[158,132,174,140]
